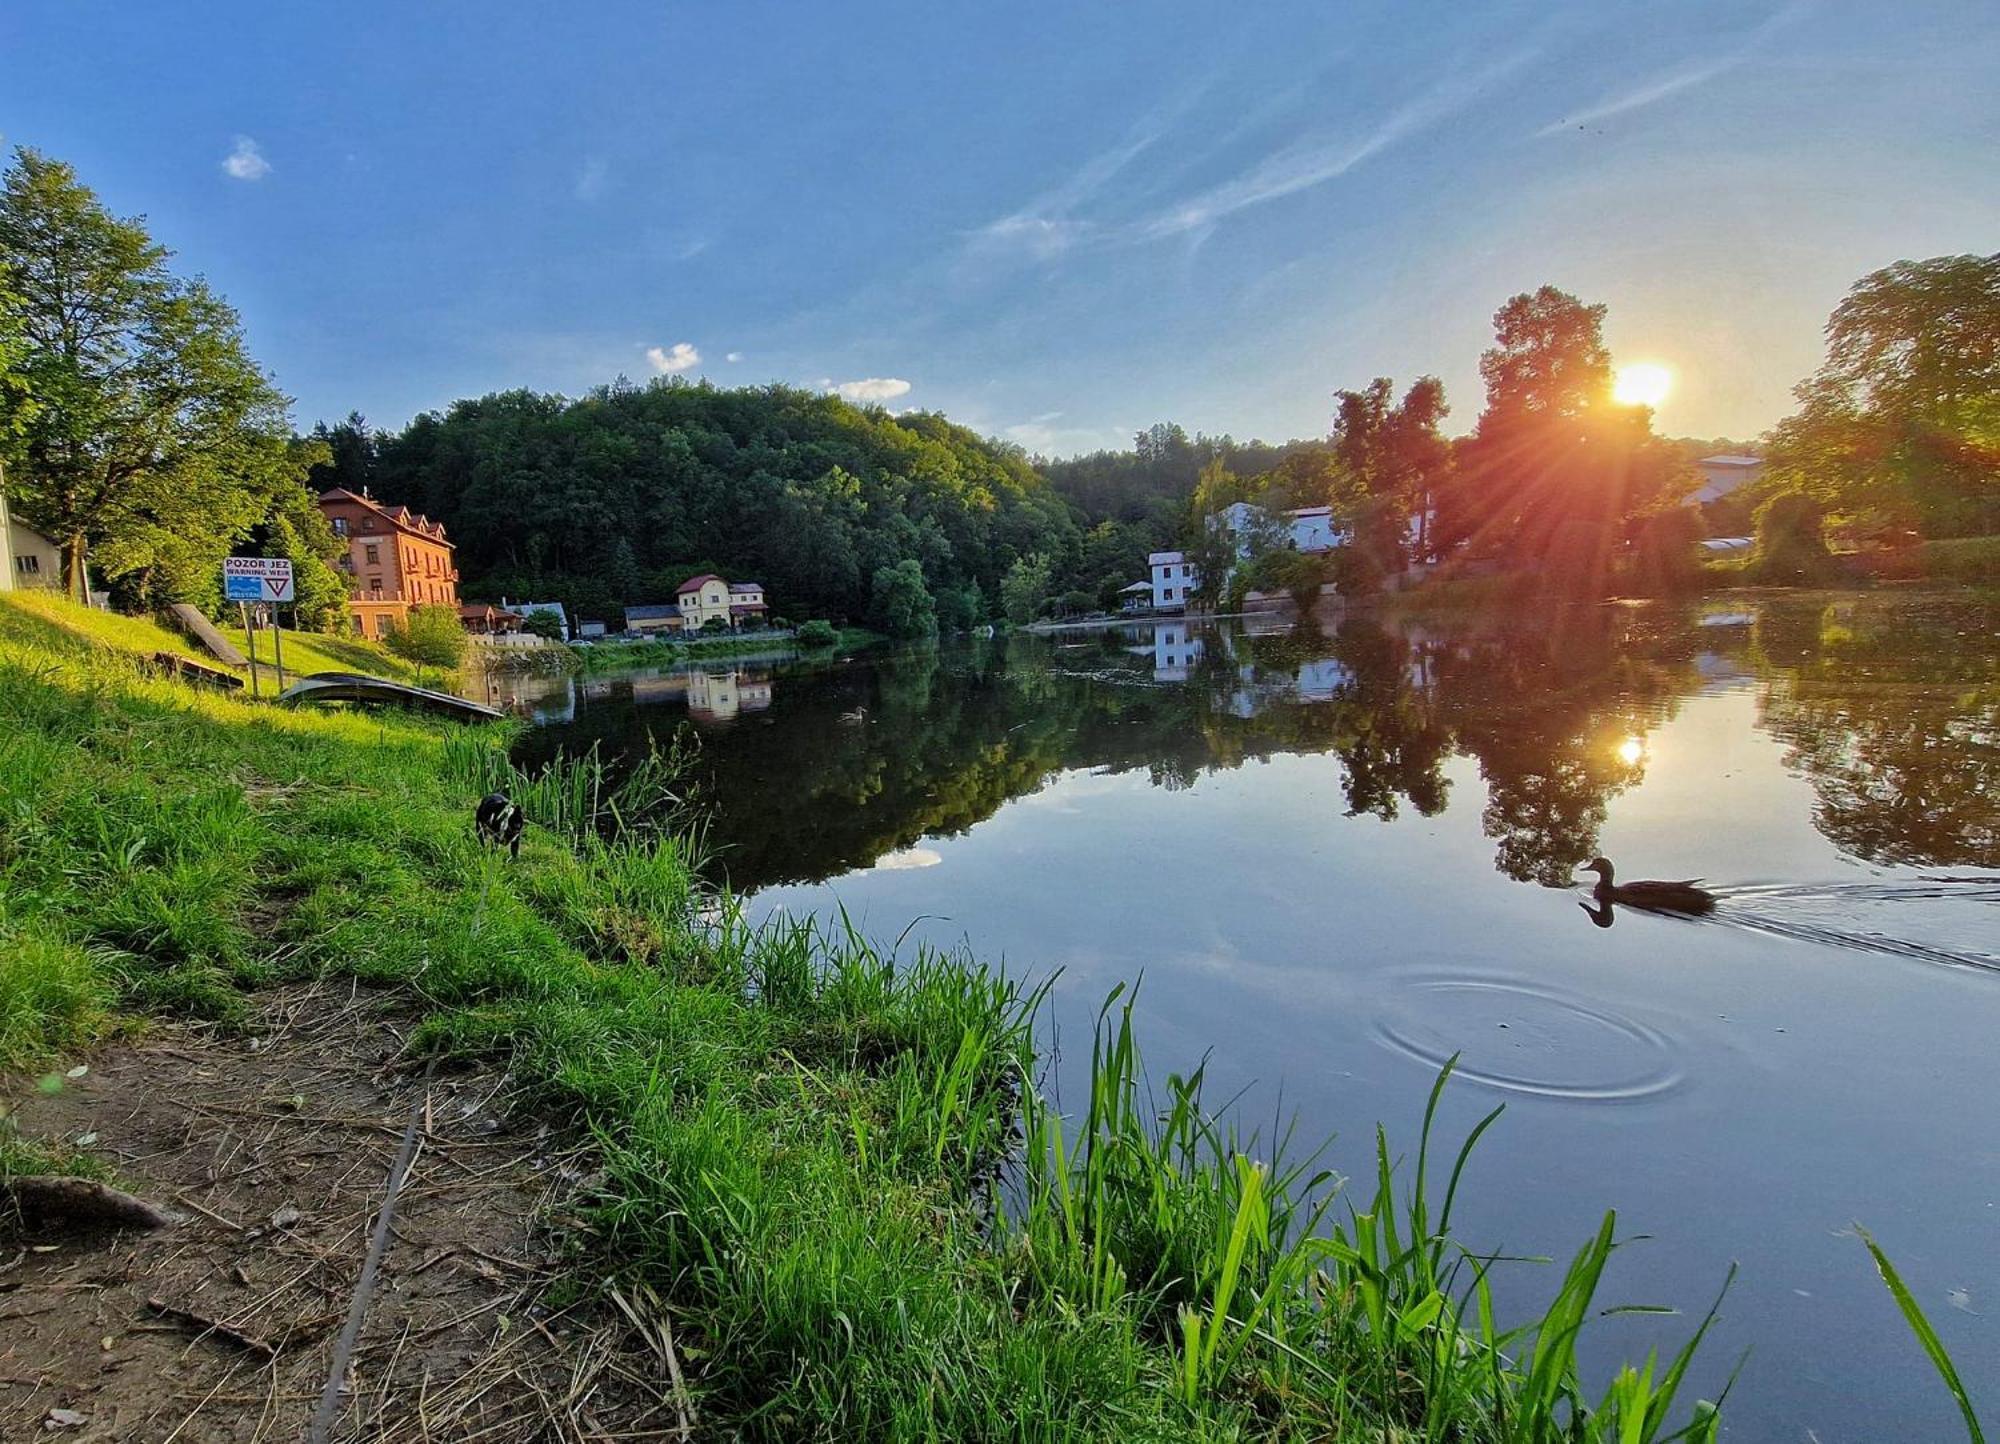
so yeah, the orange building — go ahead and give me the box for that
[316,488,461,639]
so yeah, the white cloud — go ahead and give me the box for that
[221,136,271,182]
[574,157,608,200]
[1534,1,1809,138]
[725,351,744,363]
[1135,49,1536,240]
[832,377,911,403]
[646,342,701,374]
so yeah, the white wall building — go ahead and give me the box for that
[1149,551,1199,611]
[1694,455,1764,505]
[1211,501,1350,559]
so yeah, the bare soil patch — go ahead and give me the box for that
[1,984,688,1442]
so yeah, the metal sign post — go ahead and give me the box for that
[270,603,287,693]
[241,601,260,698]
[224,558,294,701]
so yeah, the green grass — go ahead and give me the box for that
[217,621,422,682]
[0,587,1984,1440]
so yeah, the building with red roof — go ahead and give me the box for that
[316,488,460,639]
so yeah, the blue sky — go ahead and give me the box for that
[3,1,1994,453]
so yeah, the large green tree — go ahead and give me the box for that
[0,149,301,602]
[1765,253,1998,538]
[1441,287,1686,587]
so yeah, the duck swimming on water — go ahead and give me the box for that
[1579,857,1716,916]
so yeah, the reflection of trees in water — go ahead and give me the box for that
[520,595,1999,890]
[1752,599,2000,868]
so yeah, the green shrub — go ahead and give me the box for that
[1919,536,2000,584]
[385,603,469,667]
[1750,491,1840,584]
[796,619,838,647]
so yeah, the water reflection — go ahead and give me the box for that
[513,594,1998,891]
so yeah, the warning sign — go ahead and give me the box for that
[223,556,295,603]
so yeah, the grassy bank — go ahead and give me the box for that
[218,620,422,683]
[0,590,1979,1440]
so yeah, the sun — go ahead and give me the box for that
[1612,362,1674,409]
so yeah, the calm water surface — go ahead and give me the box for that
[513,594,2000,1441]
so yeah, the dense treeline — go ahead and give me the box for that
[313,384,1081,632]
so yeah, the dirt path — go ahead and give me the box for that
[0,985,685,1442]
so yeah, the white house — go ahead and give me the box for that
[503,598,571,640]
[1693,455,1764,505]
[1211,501,1350,559]
[1149,551,1199,611]
[0,491,65,593]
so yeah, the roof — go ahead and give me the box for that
[317,487,454,547]
[728,581,764,593]
[677,573,723,594]
[458,602,522,619]
[1120,580,1153,593]
[624,604,681,620]
[1148,551,1186,565]
[1698,454,1763,468]
[514,600,567,618]
[1288,506,1333,518]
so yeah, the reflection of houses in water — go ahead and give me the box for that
[630,674,691,706]
[687,668,774,723]
[1122,621,1206,682]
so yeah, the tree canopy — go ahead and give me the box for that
[1765,253,1998,538]
[0,148,313,605]
[1439,286,1687,584]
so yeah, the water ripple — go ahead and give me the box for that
[1371,973,1686,1103]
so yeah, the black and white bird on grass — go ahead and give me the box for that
[475,792,526,859]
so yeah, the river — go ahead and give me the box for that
[506,592,1999,1441]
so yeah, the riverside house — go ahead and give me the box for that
[676,574,770,630]
[1149,551,1199,612]
[623,603,684,636]
[317,487,460,639]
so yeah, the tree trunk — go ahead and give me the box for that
[67,533,88,603]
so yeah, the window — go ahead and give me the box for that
[16,554,39,575]
[332,518,348,537]
[368,576,382,595]
[364,543,379,565]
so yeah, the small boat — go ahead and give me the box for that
[277,672,505,722]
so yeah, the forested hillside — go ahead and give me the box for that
[314,382,1083,629]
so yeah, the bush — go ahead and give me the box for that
[1918,536,2000,584]
[870,560,937,640]
[1628,508,1706,595]
[520,609,564,641]
[1749,491,1839,584]
[1056,589,1097,617]
[796,619,838,647]
[384,603,469,668]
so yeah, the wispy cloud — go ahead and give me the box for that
[969,50,1532,259]
[725,351,744,363]
[966,87,1211,261]
[221,136,271,181]
[832,377,911,403]
[574,157,608,200]
[646,342,700,374]
[1534,1,1811,137]
[1136,48,1537,239]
